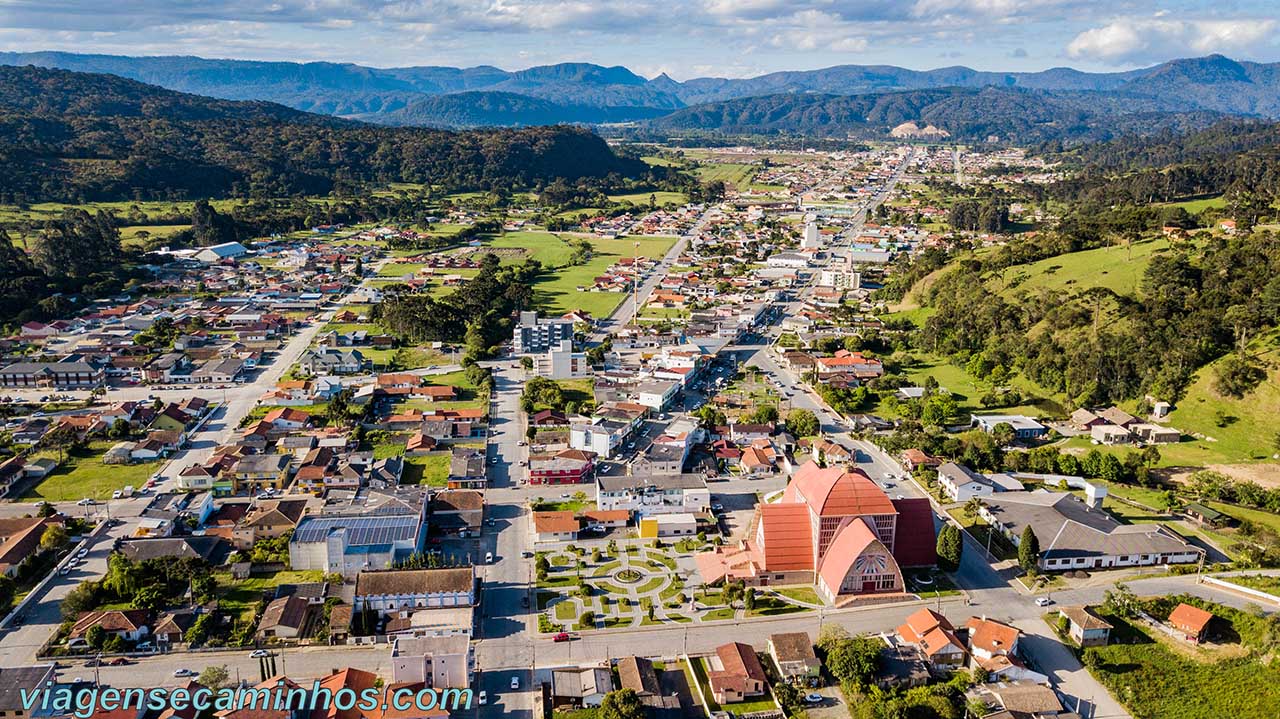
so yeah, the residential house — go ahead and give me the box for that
[768,632,820,685]
[971,415,1047,440]
[596,473,710,517]
[964,617,1027,680]
[231,453,292,493]
[895,608,966,669]
[1057,606,1113,647]
[299,348,366,375]
[68,610,151,648]
[937,462,995,502]
[528,449,595,485]
[447,448,486,489]
[1168,603,1213,643]
[533,511,580,542]
[429,490,484,537]
[706,642,768,704]
[233,498,309,550]
[256,595,309,640]
[551,667,613,709]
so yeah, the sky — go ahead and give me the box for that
[0,1,1277,79]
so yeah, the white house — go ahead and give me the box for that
[936,462,995,502]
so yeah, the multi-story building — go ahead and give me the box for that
[596,473,710,517]
[513,311,574,355]
[533,339,590,379]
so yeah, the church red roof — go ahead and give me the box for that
[785,461,896,517]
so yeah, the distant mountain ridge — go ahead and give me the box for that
[2,51,1279,129]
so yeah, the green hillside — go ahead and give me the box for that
[990,237,1177,298]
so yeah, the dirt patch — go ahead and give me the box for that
[1163,462,1280,489]
[1144,622,1251,663]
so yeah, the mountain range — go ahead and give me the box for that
[2,51,1280,138]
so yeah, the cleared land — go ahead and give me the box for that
[991,237,1176,298]
[21,441,158,501]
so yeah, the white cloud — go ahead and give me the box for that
[1067,16,1278,64]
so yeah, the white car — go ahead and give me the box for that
[477,692,487,705]
[76,549,88,558]
[804,694,825,705]
[76,498,95,506]
[510,677,520,690]
[250,649,270,658]
[1035,597,1055,607]
[111,490,123,499]
[485,552,494,563]
[173,669,197,678]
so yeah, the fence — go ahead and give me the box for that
[1201,575,1280,606]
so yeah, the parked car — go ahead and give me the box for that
[553,632,571,643]
[477,692,487,706]
[108,657,130,666]
[510,677,520,690]
[250,649,270,658]
[76,498,95,506]
[173,669,197,678]
[485,552,494,563]
[1034,597,1055,607]
[804,694,825,705]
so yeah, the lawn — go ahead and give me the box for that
[946,508,1018,561]
[401,453,450,487]
[703,608,736,621]
[686,657,722,711]
[747,596,807,617]
[21,442,159,501]
[771,586,822,605]
[1086,608,1280,719]
[213,570,325,623]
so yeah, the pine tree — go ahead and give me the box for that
[936,524,963,572]
[1019,525,1040,572]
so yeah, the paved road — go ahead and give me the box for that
[589,207,716,342]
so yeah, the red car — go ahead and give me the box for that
[108,658,131,666]
[553,632,571,643]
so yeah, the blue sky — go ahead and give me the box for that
[0,1,1276,79]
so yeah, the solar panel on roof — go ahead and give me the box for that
[292,515,418,545]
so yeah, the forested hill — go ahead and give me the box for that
[645,87,1224,144]
[0,65,646,203]
[1045,119,1280,209]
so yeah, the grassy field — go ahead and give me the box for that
[119,224,191,249]
[991,237,1176,298]
[1160,337,1280,466]
[528,235,677,316]
[890,353,1066,418]
[1087,608,1280,719]
[695,162,756,188]
[1159,195,1226,214]
[607,191,687,207]
[402,453,450,487]
[21,441,158,501]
